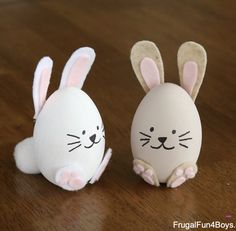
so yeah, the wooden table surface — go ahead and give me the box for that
[0,0,235,230]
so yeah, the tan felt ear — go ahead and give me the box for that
[130,41,164,93]
[178,41,207,101]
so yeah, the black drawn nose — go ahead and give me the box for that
[158,137,167,143]
[90,134,96,143]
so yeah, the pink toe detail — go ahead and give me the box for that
[142,175,154,185]
[55,166,87,191]
[59,171,70,184]
[71,171,80,178]
[185,167,196,179]
[142,170,154,185]
[176,168,184,176]
[56,171,69,185]
[171,176,186,188]
[69,178,84,189]
[133,164,144,174]
[145,169,153,176]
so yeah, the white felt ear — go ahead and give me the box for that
[178,41,207,101]
[130,41,164,93]
[33,57,53,119]
[59,47,95,90]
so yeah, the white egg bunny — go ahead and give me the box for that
[14,47,112,191]
[130,41,207,188]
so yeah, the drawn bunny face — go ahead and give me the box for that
[14,47,112,191]
[135,83,201,150]
[140,128,192,151]
[71,123,105,151]
[130,41,207,186]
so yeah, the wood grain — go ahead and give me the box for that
[0,0,235,230]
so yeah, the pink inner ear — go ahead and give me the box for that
[67,55,90,88]
[140,57,160,90]
[39,68,51,106]
[182,61,198,95]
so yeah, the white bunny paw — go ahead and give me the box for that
[89,148,112,184]
[133,159,159,186]
[55,165,87,191]
[167,162,198,188]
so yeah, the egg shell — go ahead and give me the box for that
[131,83,202,183]
[33,87,105,185]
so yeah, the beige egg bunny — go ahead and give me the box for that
[130,41,207,188]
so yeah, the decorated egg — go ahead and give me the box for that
[14,47,112,191]
[130,41,207,188]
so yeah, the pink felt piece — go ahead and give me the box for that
[69,178,82,188]
[39,68,51,107]
[185,167,196,179]
[140,57,160,90]
[67,55,90,88]
[133,163,144,174]
[55,166,86,191]
[171,176,186,188]
[142,169,155,185]
[59,171,71,185]
[175,168,184,176]
[33,57,52,119]
[89,148,112,184]
[59,47,95,90]
[143,175,154,185]
[182,61,198,95]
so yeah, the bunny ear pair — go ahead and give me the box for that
[33,48,95,118]
[130,41,207,101]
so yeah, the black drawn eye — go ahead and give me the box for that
[172,130,176,134]
[82,130,86,135]
[150,127,154,132]
[97,126,99,130]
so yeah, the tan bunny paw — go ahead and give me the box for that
[167,162,198,188]
[133,159,159,186]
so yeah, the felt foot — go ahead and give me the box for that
[90,148,112,184]
[133,159,159,186]
[167,162,198,188]
[55,165,87,191]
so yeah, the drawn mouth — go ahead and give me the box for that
[150,143,175,150]
[84,138,101,149]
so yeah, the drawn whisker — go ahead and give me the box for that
[142,140,150,147]
[179,137,192,141]
[69,144,81,152]
[139,132,151,138]
[179,143,188,149]
[67,141,81,145]
[140,138,150,141]
[179,131,190,138]
[67,134,80,140]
